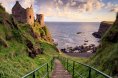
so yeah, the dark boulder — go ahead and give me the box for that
[26,40,43,58]
[92,32,101,38]
[92,21,113,38]
[76,32,82,34]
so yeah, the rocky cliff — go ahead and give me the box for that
[92,21,113,38]
[90,13,118,77]
[0,4,58,77]
[0,6,53,57]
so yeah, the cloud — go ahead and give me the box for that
[0,0,16,13]
[20,0,34,8]
[33,0,116,22]
[38,0,105,19]
[0,0,34,13]
[111,7,118,12]
[104,2,118,12]
[0,0,117,21]
[85,0,104,11]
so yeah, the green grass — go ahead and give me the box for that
[89,20,118,77]
[59,56,111,78]
[0,40,59,78]
[59,52,88,63]
[1,3,117,78]
[0,5,59,78]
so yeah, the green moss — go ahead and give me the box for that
[12,29,22,42]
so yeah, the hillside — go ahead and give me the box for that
[0,4,59,78]
[90,13,118,77]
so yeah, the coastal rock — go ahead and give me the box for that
[61,44,97,53]
[92,21,113,38]
[106,14,118,43]
[76,32,82,34]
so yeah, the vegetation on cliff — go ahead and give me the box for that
[90,13,118,77]
[0,5,58,78]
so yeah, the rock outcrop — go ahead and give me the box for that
[0,3,53,58]
[36,14,45,27]
[91,12,118,77]
[105,13,118,43]
[26,40,43,58]
[0,3,59,78]
[92,21,113,38]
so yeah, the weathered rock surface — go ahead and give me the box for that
[92,21,113,38]
[0,36,8,47]
[0,4,53,58]
[105,13,118,43]
[51,59,72,78]
[26,40,43,58]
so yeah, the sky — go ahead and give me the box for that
[0,0,118,22]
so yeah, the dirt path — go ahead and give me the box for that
[51,59,72,78]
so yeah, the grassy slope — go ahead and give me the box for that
[90,19,118,77]
[0,5,59,78]
[0,41,58,78]
[56,20,118,78]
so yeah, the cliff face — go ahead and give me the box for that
[0,5,58,78]
[0,4,53,58]
[92,21,113,38]
[91,13,118,77]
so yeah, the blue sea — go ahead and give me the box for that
[46,22,100,49]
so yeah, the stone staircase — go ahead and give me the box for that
[51,59,72,78]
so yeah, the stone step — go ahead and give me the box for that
[51,75,72,78]
[51,59,72,78]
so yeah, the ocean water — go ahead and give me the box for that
[46,22,100,49]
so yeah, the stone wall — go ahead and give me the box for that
[26,6,34,25]
[12,1,26,23]
[12,1,34,25]
[36,14,45,27]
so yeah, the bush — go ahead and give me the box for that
[42,26,48,35]
[39,28,45,37]
[12,29,22,42]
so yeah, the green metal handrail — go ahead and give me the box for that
[22,57,54,78]
[58,56,112,78]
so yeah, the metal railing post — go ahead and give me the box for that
[67,59,68,70]
[73,61,75,78]
[22,56,112,78]
[47,63,49,78]
[51,58,53,71]
[63,58,65,66]
[32,72,35,78]
[88,67,91,78]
